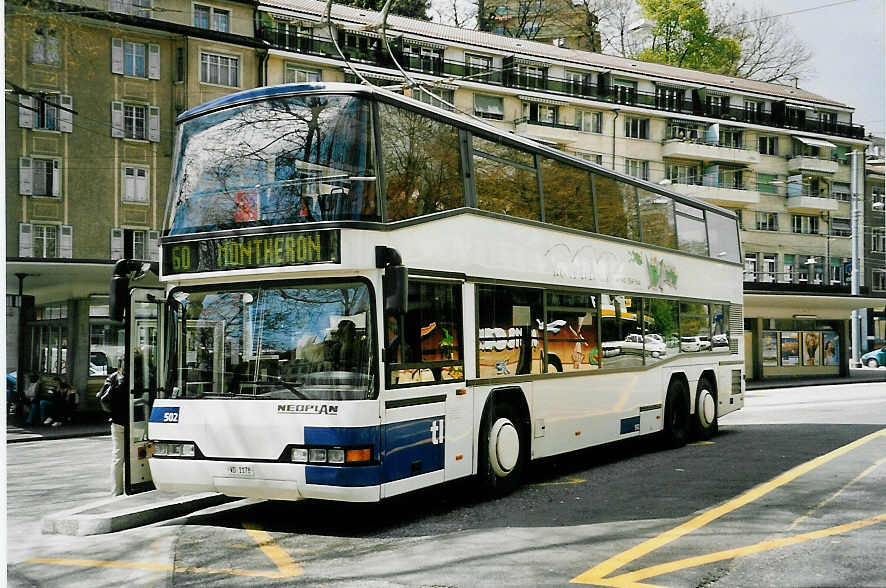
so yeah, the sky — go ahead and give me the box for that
[430,0,886,138]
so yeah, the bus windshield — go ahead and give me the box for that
[168,94,378,235]
[165,281,375,401]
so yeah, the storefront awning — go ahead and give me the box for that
[793,136,837,149]
[743,292,886,320]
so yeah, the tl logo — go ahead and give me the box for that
[430,419,445,445]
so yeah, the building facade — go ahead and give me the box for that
[7,0,884,399]
[863,139,886,351]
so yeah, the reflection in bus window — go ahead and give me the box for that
[644,298,679,363]
[679,302,711,352]
[387,281,463,386]
[594,173,639,240]
[706,212,740,263]
[544,291,599,372]
[710,304,729,350]
[540,157,595,232]
[473,136,541,221]
[638,188,677,249]
[477,285,544,377]
[601,294,644,368]
[169,95,378,235]
[675,203,709,256]
[379,104,465,221]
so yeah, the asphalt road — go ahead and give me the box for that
[7,382,886,587]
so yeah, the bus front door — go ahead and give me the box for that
[127,287,165,494]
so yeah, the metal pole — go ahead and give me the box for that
[850,150,861,367]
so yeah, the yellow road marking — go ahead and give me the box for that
[243,522,304,578]
[688,441,715,446]
[532,477,586,487]
[599,513,886,586]
[790,456,886,531]
[571,427,886,584]
[24,557,287,578]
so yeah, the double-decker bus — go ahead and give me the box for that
[111,82,744,500]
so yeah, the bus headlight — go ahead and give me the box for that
[308,448,327,463]
[291,448,308,463]
[327,449,345,464]
[151,441,196,458]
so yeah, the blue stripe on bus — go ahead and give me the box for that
[302,417,445,486]
[620,416,640,434]
[149,406,180,424]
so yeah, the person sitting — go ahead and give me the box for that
[24,373,54,426]
[49,377,77,426]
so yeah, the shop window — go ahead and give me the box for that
[32,324,69,376]
[476,284,543,378]
[544,291,599,372]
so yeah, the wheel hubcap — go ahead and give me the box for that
[699,390,715,426]
[489,418,519,476]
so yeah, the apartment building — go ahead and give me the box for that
[5,0,263,402]
[488,0,601,51]
[864,146,886,350]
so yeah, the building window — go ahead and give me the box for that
[33,94,59,131]
[792,215,819,234]
[755,211,778,231]
[284,65,320,83]
[757,173,778,194]
[612,79,636,104]
[874,270,886,291]
[473,94,504,120]
[744,254,757,281]
[624,117,649,139]
[758,136,777,155]
[745,100,764,123]
[874,185,886,208]
[566,71,588,95]
[762,254,776,282]
[831,182,850,201]
[123,104,146,139]
[666,120,702,141]
[782,254,794,283]
[720,127,743,148]
[414,88,454,111]
[200,52,239,87]
[666,163,699,185]
[132,230,147,259]
[33,224,59,257]
[175,47,185,82]
[465,54,492,76]
[578,110,601,133]
[706,94,729,117]
[124,41,146,77]
[818,110,836,129]
[33,324,69,376]
[830,217,851,237]
[719,166,744,190]
[656,86,684,111]
[571,151,603,165]
[123,166,149,202]
[32,29,60,65]
[625,159,649,180]
[873,229,886,253]
[522,102,558,124]
[31,158,59,197]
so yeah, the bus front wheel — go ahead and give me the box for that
[692,377,718,440]
[478,402,526,496]
[663,379,690,448]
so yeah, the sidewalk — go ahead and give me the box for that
[746,366,886,390]
[7,412,111,444]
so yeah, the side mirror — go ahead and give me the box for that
[109,273,130,322]
[383,265,408,316]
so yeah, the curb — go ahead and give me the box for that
[7,429,110,444]
[41,491,236,536]
[747,375,886,390]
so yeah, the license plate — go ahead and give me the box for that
[225,464,254,478]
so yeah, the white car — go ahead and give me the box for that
[604,334,668,358]
[680,336,712,352]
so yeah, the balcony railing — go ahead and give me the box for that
[514,116,579,131]
[257,25,866,140]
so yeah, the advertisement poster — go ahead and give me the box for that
[802,331,821,366]
[780,331,799,366]
[762,331,779,366]
[822,332,840,366]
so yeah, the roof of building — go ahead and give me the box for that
[260,0,851,110]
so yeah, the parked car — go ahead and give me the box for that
[860,346,886,368]
[89,351,109,376]
[711,333,729,349]
[680,336,712,352]
[603,334,668,358]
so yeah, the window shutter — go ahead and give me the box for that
[19,223,34,257]
[19,157,34,195]
[59,94,73,133]
[111,101,124,137]
[112,38,124,74]
[148,106,160,142]
[148,230,160,261]
[60,225,73,258]
[51,160,60,197]
[136,168,148,201]
[148,44,161,79]
[110,228,124,259]
[19,95,34,128]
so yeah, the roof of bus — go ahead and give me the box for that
[176,82,738,220]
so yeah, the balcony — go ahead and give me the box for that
[662,139,760,165]
[786,195,839,213]
[667,181,760,207]
[514,117,579,144]
[788,156,839,175]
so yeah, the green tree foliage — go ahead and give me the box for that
[334,0,430,20]
[634,0,739,75]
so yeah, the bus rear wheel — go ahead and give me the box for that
[692,377,718,440]
[662,379,690,448]
[478,402,526,496]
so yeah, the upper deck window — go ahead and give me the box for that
[168,94,378,235]
[473,136,541,222]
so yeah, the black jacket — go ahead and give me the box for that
[106,371,128,426]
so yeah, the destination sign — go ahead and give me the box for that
[163,230,340,276]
